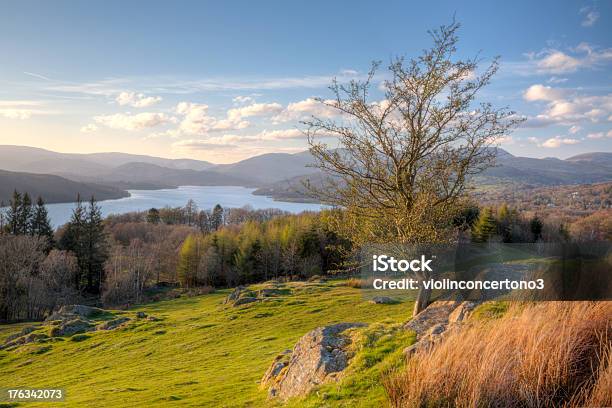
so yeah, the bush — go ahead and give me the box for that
[384,301,612,407]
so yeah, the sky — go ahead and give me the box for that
[0,0,611,163]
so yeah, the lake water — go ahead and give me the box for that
[44,186,324,228]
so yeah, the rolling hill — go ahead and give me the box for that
[98,162,254,187]
[212,151,320,184]
[0,169,128,204]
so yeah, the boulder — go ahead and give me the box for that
[369,296,397,304]
[96,317,130,331]
[403,300,481,358]
[46,305,105,322]
[49,318,95,337]
[224,286,247,304]
[1,331,48,350]
[264,322,366,400]
[233,297,259,307]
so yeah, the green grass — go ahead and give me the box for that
[0,280,414,407]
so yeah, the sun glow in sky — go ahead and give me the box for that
[0,0,611,163]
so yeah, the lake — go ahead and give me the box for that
[44,186,324,228]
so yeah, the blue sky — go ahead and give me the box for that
[0,0,610,162]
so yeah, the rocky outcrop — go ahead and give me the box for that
[263,322,366,400]
[225,283,291,307]
[49,318,95,337]
[46,305,105,322]
[369,296,397,304]
[96,317,130,331]
[403,300,479,356]
[2,305,140,351]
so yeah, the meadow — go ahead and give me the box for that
[0,280,414,407]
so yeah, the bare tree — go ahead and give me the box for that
[306,22,522,314]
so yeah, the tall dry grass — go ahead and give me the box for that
[384,302,612,407]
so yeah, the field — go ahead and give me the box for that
[0,281,414,407]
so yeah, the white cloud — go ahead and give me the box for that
[232,96,255,105]
[116,91,162,108]
[529,43,612,74]
[541,136,580,148]
[227,102,283,121]
[580,6,600,27]
[94,112,171,131]
[568,125,581,134]
[273,98,339,123]
[172,138,238,151]
[522,84,612,127]
[587,131,612,139]
[547,76,568,84]
[80,124,99,133]
[523,84,567,102]
[174,102,249,135]
[0,100,52,119]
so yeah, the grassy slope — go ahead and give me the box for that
[0,281,413,407]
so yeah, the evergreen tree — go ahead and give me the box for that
[84,196,108,293]
[0,201,5,233]
[31,196,55,251]
[17,193,33,234]
[6,190,22,235]
[146,208,161,224]
[530,216,544,242]
[59,194,87,289]
[210,204,224,231]
[472,207,497,243]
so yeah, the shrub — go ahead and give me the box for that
[384,301,612,407]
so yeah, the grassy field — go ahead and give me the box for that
[0,280,414,407]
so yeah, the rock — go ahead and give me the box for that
[46,305,105,321]
[49,318,95,337]
[224,286,247,304]
[1,332,48,350]
[261,350,292,388]
[96,317,130,331]
[233,297,259,307]
[5,326,37,343]
[403,300,481,359]
[257,288,287,298]
[136,312,147,318]
[448,301,479,323]
[369,296,397,304]
[264,322,366,400]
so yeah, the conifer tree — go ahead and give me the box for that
[210,204,224,231]
[17,193,33,234]
[472,207,497,243]
[6,190,21,235]
[84,196,108,293]
[31,196,55,251]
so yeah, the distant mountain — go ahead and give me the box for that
[0,169,128,204]
[99,162,254,187]
[0,145,214,177]
[479,149,612,186]
[254,149,612,202]
[213,151,320,184]
[565,152,612,167]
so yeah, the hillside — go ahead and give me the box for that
[213,151,320,184]
[0,146,214,177]
[0,169,128,204]
[0,281,412,407]
[254,149,612,202]
[98,162,255,187]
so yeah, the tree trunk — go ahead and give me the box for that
[413,286,431,316]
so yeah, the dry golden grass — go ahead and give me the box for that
[384,301,612,408]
